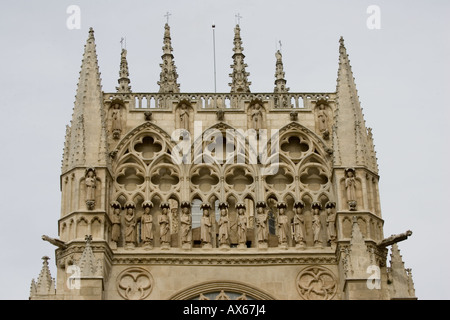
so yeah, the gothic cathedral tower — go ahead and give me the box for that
[30,25,416,300]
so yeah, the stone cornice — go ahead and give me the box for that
[111,248,337,266]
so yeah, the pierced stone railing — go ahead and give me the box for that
[103,92,336,111]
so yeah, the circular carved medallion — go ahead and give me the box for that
[296,266,337,300]
[117,267,154,300]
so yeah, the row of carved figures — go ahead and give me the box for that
[109,199,337,250]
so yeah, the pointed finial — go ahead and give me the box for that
[88,27,94,39]
[339,36,345,47]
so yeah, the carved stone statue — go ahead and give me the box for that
[312,202,322,247]
[168,199,179,234]
[255,202,268,248]
[124,202,136,248]
[317,103,329,139]
[277,202,289,248]
[111,103,122,139]
[141,201,154,248]
[236,203,247,248]
[218,202,230,248]
[216,108,224,121]
[85,168,96,210]
[293,201,306,249]
[200,203,212,248]
[159,203,171,249]
[325,201,337,244]
[179,104,189,131]
[345,168,357,211]
[251,103,263,131]
[180,201,192,249]
[110,201,122,246]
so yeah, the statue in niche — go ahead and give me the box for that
[179,104,190,131]
[345,168,357,211]
[85,168,96,210]
[277,202,289,248]
[325,201,337,244]
[251,103,263,131]
[218,203,230,248]
[110,201,122,246]
[141,201,154,248]
[168,199,179,234]
[180,202,192,249]
[111,103,122,139]
[293,201,306,248]
[312,202,322,247]
[159,203,171,249]
[255,202,268,247]
[124,202,136,248]
[236,203,247,248]
[200,203,212,248]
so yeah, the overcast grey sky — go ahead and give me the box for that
[0,0,449,300]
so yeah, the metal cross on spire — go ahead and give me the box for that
[279,40,282,53]
[235,13,242,25]
[120,37,126,49]
[164,11,172,24]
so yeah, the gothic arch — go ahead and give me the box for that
[277,122,331,160]
[169,280,276,300]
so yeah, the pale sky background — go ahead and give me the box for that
[0,0,449,300]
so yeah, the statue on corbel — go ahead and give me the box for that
[325,201,337,248]
[159,202,171,250]
[311,202,322,247]
[276,202,289,249]
[110,101,124,140]
[315,101,331,140]
[292,200,306,249]
[180,201,192,250]
[124,201,136,249]
[200,203,212,249]
[218,202,230,249]
[236,203,247,249]
[345,168,357,211]
[255,201,268,249]
[141,201,154,249]
[110,201,122,249]
[85,167,96,210]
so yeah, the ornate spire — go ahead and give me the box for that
[274,50,289,108]
[157,23,180,93]
[229,24,251,93]
[30,256,56,298]
[64,27,107,171]
[116,48,131,93]
[78,235,102,277]
[64,28,108,172]
[388,243,416,299]
[345,217,373,279]
[333,37,377,172]
[274,50,289,94]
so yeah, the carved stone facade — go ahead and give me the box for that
[30,25,416,300]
